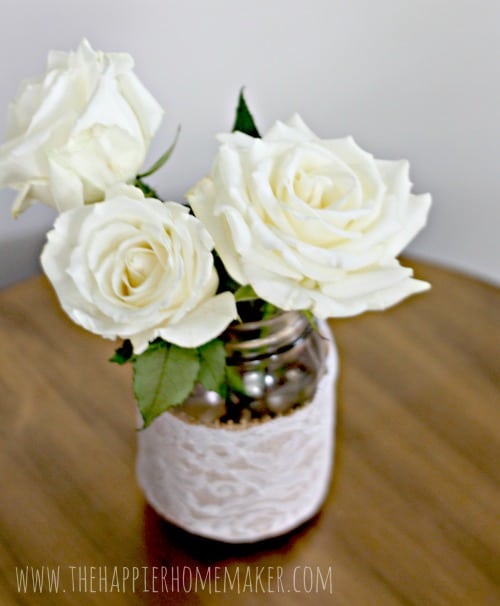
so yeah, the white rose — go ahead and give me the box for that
[40,185,237,353]
[0,39,163,217]
[187,115,432,318]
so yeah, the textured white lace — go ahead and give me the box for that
[136,323,338,543]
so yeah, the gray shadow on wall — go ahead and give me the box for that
[0,191,56,289]
[0,233,48,289]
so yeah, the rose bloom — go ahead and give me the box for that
[0,39,163,217]
[187,115,432,318]
[41,185,237,353]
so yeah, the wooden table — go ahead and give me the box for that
[0,260,498,605]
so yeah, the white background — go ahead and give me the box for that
[0,0,498,288]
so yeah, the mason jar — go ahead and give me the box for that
[136,312,338,543]
[175,310,328,425]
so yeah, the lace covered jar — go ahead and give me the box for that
[136,312,338,543]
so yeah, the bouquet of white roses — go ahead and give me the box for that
[0,41,431,428]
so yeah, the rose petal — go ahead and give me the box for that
[0,40,163,215]
[188,177,247,286]
[158,292,237,348]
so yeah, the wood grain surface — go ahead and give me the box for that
[0,260,498,605]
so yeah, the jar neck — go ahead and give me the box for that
[223,310,311,361]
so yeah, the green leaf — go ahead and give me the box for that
[196,339,227,394]
[262,301,279,319]
[232,88,260,138]
[136,125,181,179]
[234,284,258,302]
[109,339,134,365]
[302,309,318,330]
[225,365,246,396]
[133,342,200,428]
[213,251,241,294]
[133,178,160,199]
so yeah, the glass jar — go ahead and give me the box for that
[175,310,328,425]
[136,315,338,542]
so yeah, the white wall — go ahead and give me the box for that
[1,0,498,288]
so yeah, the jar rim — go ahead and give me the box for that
[228,309,302,332]
[224,310,310,359]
